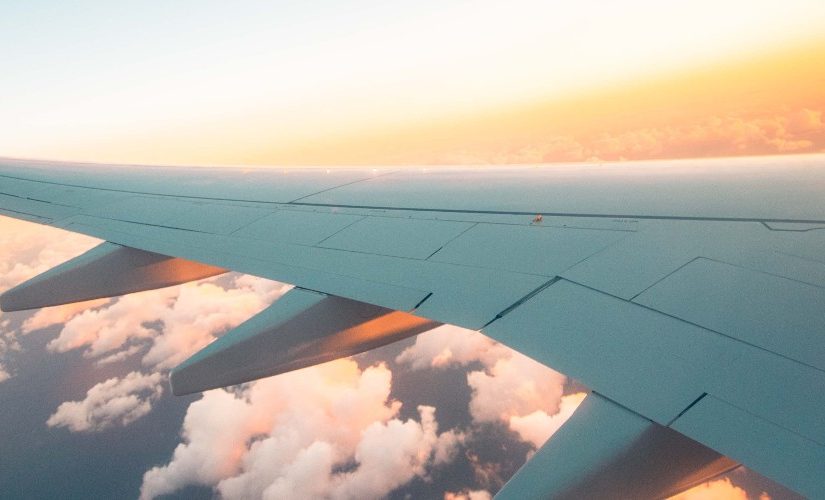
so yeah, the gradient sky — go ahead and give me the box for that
[1,2,824,499]
[0,0,823,165]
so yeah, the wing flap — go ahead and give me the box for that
[483,279,707,424]
[170,288,440,395]
[672,395,823,498]
[0,241,226,311]
[496,393,737,500]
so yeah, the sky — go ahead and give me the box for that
[0,1,824,499]
[0,0,823,165]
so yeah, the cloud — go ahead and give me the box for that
[0,217,100,295]
[467,351,567,425]
[508,393,587,448]
[0,318,19,383]
[0,216,289,383]
[46,371,164,432]
[668,478,754,500]
[140,360,462,500]
[0,217,101,381]
[397,326,583,459]
[21,299,112,334]
[46,288,178,358]
[45,275,291,370]
[441,107,825,164]
[395,325,508,370]
[398,328,569,426]
[444,490,493,500]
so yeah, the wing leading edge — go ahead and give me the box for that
[1,155,824,498]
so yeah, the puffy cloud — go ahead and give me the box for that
[321,405,463,500]
[0,216,290,383]
[400,329,569,425]
[0,217,100,295]
[0,217,101,381]
[444,490,493,500]
[141,277,290,370]
[467,351,566,424]
[395,325,508,370]
[508,393,587,448]
[140,360,462,500]
[668,478,752,500]
[46,287,177,358]
[46,275,291,370]
[42,274,290,435]
[46,371,164,432]
[397,326,582,455]
[21,299,111,334]
[0,319,19,383]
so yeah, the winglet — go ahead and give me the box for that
[170,288,440,395]
[496,393,738,499]
[0,242,226,312]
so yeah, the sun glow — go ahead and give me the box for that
[0,1,823,166]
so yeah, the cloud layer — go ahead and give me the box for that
[140,360,463,500]
[47,371,164,432]
[397,326,585,449]
[42,275,290,370]
[0,218,100,382]
[441,108,825,164]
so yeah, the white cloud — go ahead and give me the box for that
[21,298,112,334]
[46,371,164,432]
[397,325,584,453]
[140,359,462,500]
[0,217,100,295]
[0,217,101,381]
[396,325,508,370]
[328,405,464,500]
[141,277,290,370]
[0,318,19,383]
[444,490,493,500]
[45,275,291,370]
[467,351,566,424]
[668,478,753,500]
[46,288,177,357]
[508,393,588,448]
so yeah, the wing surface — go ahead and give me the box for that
[0,155,823,498]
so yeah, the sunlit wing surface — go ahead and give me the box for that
[0,155,823,498]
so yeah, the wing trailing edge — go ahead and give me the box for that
[170,287,440,395]
[496,392,738,500]
[0,241,227,312]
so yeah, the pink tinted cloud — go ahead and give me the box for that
[444,489,493,500]
[44,276,290,369]
[442,107,825,164]
[46,371,164,432]
[0,217,101,381]
[397,327,578,449]
[0,218,100,295]
[508,393,588,448]
[140,360,463,500]
[668,478,764,500]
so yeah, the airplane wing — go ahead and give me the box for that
[0,155,823,498]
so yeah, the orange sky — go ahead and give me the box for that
[236,39,825,165]
[2,2,824,167]
[50,37,820,167]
